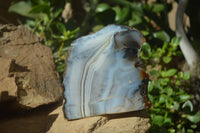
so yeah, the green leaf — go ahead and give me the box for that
[156,48,164,57]
[54,8,63,19]
[163,56,172,64]
[179,94,190,103]
[183,72,191,80]
[178,72,184,78]
[186,112,200,123]
[187,129,194,133]
[56,22,66,34]
[116,6,131,23]
[96,3,110,13]
[8,1,37,18]
[177,89,186,95]
[128,11,142,26]
[161,78,169,86]
[168,128,175,133]
[148,81,154,92]
[153,31,170,42]
[159,94,166,104]
[149,70,159,78]
[163,117,172,125]
[141,42,151,57]
[152,4,165,13]
[171,37,181,47]
[182,100,193,112]
[113,6,121,22]
[161,69,177,77]
[166,87,173,95]
[141,30,149,36]
[29,4,50,14]
[162,41,168,50]
[165,100,172,109]
[148,94,154,103]
[110,0,143,13]
[152,115,164,126]
[170,102,180,111]
[190,124,197,129]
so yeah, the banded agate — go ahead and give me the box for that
[63,24,150,120]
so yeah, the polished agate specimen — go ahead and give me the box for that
[63,24,150,120]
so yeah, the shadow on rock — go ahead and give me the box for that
[103,109,149,120]
[0,101,62,133]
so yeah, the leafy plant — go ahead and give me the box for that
[9,0,79,74]
[140,37,200,133]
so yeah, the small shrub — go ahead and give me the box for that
[140,37,200,133]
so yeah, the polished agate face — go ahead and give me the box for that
[63,24,150,120]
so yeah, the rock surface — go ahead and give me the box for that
[0,102,150,133]
[0,24,150,133]
[0,24,63,112]
[48,105,150,133]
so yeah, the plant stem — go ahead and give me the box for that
[176,0,199,69]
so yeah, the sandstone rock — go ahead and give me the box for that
[0,103,61,133]
[47,104,150,133]
[0,58,17,103]
[0,24,63,111]
[0,24,41,45]
[0,102,150,133]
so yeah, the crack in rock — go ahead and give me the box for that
[87,117,108,133]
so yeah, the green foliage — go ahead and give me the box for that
[153,31,170,42]
[140,37,200,132]
[8,0,200,132]
[9,0,79,74]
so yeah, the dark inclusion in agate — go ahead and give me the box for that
[63,24,151,120]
